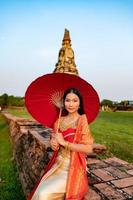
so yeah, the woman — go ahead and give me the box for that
[28,88,94,200]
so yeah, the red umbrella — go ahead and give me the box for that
[25,73,100,127]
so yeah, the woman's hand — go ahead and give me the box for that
[55,133,65,146]
[50,137,59,151]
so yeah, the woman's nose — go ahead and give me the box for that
[70,101,73,106]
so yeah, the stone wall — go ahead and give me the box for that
[3,112,53,198]
[3,112,111,200]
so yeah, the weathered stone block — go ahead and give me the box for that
[94,183,125,199]
[91,169,115,182]
[104,157,128,167]
[111,177,133,188]
[84,188,102,200]
[122,186,133,196]
[104,166,130,179]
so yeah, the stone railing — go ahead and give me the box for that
[3,112,54,198]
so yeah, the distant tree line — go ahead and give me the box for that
[0,94,133,111]
[0,93,24,107]
[101,99,133,111]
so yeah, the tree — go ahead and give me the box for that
[101,99,113,107]
[0,93,8,106]
[0,94,24,107]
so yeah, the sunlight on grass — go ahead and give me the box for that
[90,111,133,163]
[5,107,33,119]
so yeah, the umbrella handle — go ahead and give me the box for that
[56,108,62,133]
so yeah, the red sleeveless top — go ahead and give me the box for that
[61,128,76,143]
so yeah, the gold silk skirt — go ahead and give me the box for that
[31,148,70,200]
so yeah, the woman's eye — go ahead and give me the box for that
[73,99,78,102]
[65,99,70,102]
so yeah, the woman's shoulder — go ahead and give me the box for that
[79,114,87,121]
[78,114,89,126]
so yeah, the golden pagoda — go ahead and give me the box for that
[53,29,79,75]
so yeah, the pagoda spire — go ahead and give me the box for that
[62,28,71,45]
[53,29,79,75]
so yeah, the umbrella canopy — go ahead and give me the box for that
[25,73,100,127]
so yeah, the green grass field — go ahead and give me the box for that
[5,107,32,119]
[90,111,133,163]
[0,114,25,200]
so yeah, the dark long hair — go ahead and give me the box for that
[62,87,85,115]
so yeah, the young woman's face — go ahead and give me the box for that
[64,93,80,114]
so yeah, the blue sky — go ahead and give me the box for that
[0,0,133,101]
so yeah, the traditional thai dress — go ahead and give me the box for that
[27,114,93,200]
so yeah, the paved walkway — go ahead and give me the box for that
[85,157,133,199]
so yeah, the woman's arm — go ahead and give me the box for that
[55,133,93,154]
[64,141,93,154]
[50,137,59,151]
